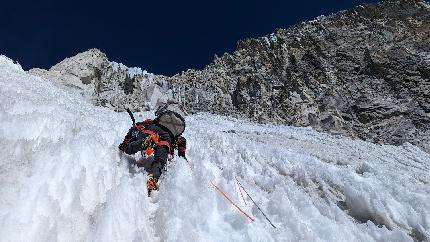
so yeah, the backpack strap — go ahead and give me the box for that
[142,130,156,135]
[135,123,145,132]
[135,119,154,132]
[156,140,171,150]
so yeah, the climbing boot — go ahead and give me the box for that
[146,174,159,195]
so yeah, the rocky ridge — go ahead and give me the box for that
[167,0,430,151]
[29,0,430,152]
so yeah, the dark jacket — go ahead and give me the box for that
[119,119,186,180]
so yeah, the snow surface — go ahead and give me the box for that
[1,55,430,242]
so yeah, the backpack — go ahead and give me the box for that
[154,104,186,137]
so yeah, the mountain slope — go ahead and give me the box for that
[28,0,430,153]
[2,56,430,241]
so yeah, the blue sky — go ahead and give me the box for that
[1,0,380,75]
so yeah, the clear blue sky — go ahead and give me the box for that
[1,0,380,75]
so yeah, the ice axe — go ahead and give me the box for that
[126,108,136,126]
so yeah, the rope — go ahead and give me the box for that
[236,177,248,206]
[181,158,255,224]
[209,180,255,222]
[236,177,277,228]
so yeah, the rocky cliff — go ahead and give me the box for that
[168,0,430,151]
[29,0,430,152]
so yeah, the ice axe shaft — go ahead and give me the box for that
[126,108,135,126]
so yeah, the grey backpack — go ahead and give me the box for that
[155,104,186,137]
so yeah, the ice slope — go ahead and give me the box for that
[0,55,429,242]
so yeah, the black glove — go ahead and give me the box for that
[118,142,127,152]
[176,136,187,158]
[178,152,186,159]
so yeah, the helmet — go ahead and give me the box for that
[155,103,186,137]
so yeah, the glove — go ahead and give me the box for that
[176,136,186,158]
[118,138,132,152]
[179,153,187,160]
[118,142,127,151]
[178,147,186,158]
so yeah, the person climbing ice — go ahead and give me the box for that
[118,103,187,194]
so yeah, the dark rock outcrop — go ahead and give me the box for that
[167,0,430,151]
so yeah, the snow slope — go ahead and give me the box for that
[0,55,429,242]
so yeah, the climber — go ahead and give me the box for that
[118,103,187,194]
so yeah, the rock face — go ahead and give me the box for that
[29,0,430,152]
[168,0,430,151]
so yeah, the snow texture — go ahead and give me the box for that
[1,55,429,241]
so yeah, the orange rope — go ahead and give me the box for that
[236,177,248,206]
[209,180,255,222]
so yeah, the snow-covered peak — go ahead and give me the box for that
[49,48,107,73]
[27,49,168,112]
[27,48,110,100]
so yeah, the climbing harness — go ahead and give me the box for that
[139,129,171,157]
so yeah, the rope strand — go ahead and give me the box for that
[209,180,255,222]
[236,177,277,228]
[181,158,255,224]
[236,177,248,206]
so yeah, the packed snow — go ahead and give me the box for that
[0,55,429,242]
